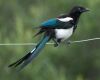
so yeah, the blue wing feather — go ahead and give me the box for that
[41,18,73,29]
[42,18,58,27]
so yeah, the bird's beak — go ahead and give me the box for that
[84,8,90,12]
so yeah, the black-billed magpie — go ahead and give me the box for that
[8,6,89,70]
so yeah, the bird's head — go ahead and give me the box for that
[69,6,89,16]
[69,6,89,21]
[71,6,89,13]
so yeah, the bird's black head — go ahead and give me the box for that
[69,6,89,23]
[69,6,89,17]
[70,6,89,14]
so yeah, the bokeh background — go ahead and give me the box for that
[0,0,100,80]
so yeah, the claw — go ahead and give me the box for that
[54,43,59,47]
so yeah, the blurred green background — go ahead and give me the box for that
[0,0,100,80]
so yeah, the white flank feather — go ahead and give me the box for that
[55,27,73,41]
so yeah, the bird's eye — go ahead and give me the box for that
[78,8,81,11]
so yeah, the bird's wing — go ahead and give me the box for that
[41,18,58,28]
[41,18,74,29]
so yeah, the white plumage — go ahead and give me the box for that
[55,27,73,41]
[58,17,73,22]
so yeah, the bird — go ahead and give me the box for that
[8,6,89,70]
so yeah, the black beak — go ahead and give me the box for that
[84,8,90,12]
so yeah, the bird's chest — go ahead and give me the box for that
[55,27,73,41]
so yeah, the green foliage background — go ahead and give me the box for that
[0,0,100,80]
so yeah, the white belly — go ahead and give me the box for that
[55,27,73,41]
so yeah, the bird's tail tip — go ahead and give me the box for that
[8,52,32,68]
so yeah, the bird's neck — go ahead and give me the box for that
[68,12,81,32]
[69,12,81,24]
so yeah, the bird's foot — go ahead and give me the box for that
[53,39,60,47]
[54,42,59,47]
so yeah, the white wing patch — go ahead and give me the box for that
[58,17,73,22]
[55,27,73,41]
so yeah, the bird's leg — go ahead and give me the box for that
[52,39,59,47]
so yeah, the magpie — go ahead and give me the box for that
[8,6,89,70]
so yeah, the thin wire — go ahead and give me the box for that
[70,38,100,43]
[0,38,100,46]
[0,43,54,46]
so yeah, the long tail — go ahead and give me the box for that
[8,35,50,70]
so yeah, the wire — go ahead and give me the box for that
[70,38,100,43]
[0,43,54,46]
[0,38,99,46]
